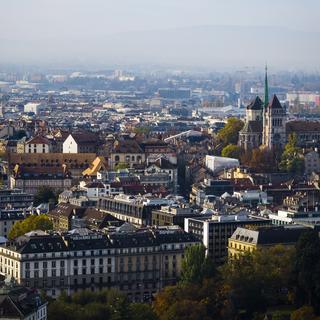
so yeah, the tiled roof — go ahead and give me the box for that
[113,140,144,153]
[70,132,98,144]
[247,96,263,110]
[231,226,307,245]
[26,136,51,145]
[268,95,283,109]
[286,120,320,133]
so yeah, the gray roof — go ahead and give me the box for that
[231,226,307,245]
[247,96,263,110]
[241,120,263,133]
[268,95,283,109]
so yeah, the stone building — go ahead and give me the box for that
[0,227,199,301]
[239,67,320,151]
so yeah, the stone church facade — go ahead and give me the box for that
[239,69,320,151]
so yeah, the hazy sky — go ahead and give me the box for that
[1,0,320,70]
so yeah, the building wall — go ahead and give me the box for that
[63,136,78,154]
[25,143,50,154]
[0,237,197,301]
[110,153,146,169]
[10,177,72,195]
[185,218,270,264]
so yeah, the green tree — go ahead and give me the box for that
[8,214,53,239]
[292,231,320,313]
[221,144,243,159]
[129,303,158,320]
[33,186,58,206]
[114,162,129,171]
[48,300,78,320]
[221,245,295,317]
[180,244,214,285]
[134,126,151,135]
[217,117,244,146]
[279,133,304,174]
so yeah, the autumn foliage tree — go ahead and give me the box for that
[221,245,295,317]
[241,147,278,173]
[8,214,53,240]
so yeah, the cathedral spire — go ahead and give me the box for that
[264,64,269,108]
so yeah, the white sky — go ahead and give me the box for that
[0,0,319,69]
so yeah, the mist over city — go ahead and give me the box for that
[1,1,320,320]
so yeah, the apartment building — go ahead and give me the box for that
[228,226,307,258]
[0,189,33,210]
[98,195,170,226]
[0,227,199,301]
[185,214,270,264]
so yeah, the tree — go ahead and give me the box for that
[221,144,243,159]
[33,186,58,206]
[129,303,158,320]
[279,133,304,175]
[242,147,278,173]
[217,117,244,146]
[221,245,295,317]
[291,306,320,320]
[8,214,53,239]
[114,162,129,171]
[180,244,215,285]
[292,231,320,313]
[134,126,151,135]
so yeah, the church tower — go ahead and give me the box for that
[262,67,286,149]
[262,65,269,146]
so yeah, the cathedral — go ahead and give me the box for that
[239,68,320,151]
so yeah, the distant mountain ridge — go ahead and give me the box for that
[1,25,319,69]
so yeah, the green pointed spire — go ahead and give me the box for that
[264,64,269,108]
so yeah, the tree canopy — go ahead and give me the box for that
[8,214,53,240]
[279,133,304,175]
[221,144,243,160]
[48,289,157,320]
[217,117,244,146]
[241,147,278,173]
[114,162,130,171]
[33,186,58,206]
[180,244,215,285]
[154,232,320,319]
